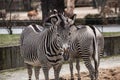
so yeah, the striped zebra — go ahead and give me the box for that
[68,25,104,80]
[20,13,76,80]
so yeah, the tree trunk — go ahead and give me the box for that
[64,0,75,18]
[92,0,97,8]
[23,0,32,11]
[7,0,13,35]
[100,0,107,14]
[41,0,65,23]
[118,0,120,14]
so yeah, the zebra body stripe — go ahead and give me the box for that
[68,25,104,80]
[20,13,75,80]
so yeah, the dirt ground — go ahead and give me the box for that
[60,67,120,80]
[0,56,120,80]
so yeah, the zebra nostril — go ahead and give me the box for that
[69,32,71,35]
[63,43,69,50]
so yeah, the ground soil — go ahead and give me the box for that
[0,56,120,80]
[60,67,120,80]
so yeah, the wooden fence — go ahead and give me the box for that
[104,36,120,56]
[0,36,120,70]
[0,45,24,70]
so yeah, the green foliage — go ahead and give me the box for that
[117,14,120,23]
[84,14,101,19]
[75,18,85,25]
[103,32,120,37]
[0,32,120,47]
[84,13,120,24]
[84,14,103,25]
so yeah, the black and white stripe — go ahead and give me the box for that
[20,13,74,80]
[68,25,104,80]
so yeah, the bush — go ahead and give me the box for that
[84,14,120,24]
[117,14,120,24]
[107,17,117,24]
[75,18,85,25]
[84,14,103,25]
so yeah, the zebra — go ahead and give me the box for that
[20,13,76,80]
[67,25,104,80]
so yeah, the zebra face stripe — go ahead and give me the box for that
[43,13,76,64]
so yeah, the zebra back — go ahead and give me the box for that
[20,24,43,45]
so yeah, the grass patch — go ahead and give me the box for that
[102,32,120,37]
[0,34,20,47]
[0,32,120,47]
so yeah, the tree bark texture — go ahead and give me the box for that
[41,0,65,23]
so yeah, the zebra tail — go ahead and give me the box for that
[92,36,100,80]
[89,25,99,70]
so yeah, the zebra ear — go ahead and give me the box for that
[69,14,76,25]
[44,16,58,27]
[53,9,58,14]
[70,14,77,21]
[51,17,58,25]
[49,9,58,16]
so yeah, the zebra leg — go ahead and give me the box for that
[42,66,49,80]
[34,66,41,80]
[53,64,62,80]
[76,58,81,80]
[69,58,74,80]
[26,64,33,80]
[82,56,95,80]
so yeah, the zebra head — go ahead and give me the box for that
[57,13,76,49]
[57,14,76,60]
[44,12,76,56]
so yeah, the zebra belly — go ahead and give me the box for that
[24,60,41,66]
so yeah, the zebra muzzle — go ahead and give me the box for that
[63,48,69,61]
[62,43,69,50]
[58,48,64,55]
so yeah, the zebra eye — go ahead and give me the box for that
[57,33,60,36]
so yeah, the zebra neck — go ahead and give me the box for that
[45,30,59,55]
[46,30,62,54]
[44,31,63,64]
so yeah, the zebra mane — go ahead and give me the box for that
[59,13,76,29]
[88,25,96,37]
[31,24,41,32]
[29,24,44,33]
[57,14,66,29]
[76,25,86,30]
